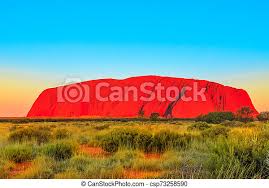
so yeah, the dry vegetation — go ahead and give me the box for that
[0,119,269,179]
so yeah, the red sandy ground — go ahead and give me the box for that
[79,145,109,157]
[8,162,32,178]
[144,153,161,159]
[6,152,163,178]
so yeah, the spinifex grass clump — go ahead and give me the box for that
[204,136,269,178]
[54,128,71,140]
[188,122,211,131]
[69,155,93,172]
[221,120,244,127]
[16,156,55,179]
[43,141,77,161]
[202,126,230,138]
[152,131,192,152]
[1,144,36,163]
[58,154,125,179]
[93,124,110,131]
[100,129,193,153]
[8,127,51,145]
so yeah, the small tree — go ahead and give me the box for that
[138,109,145,118]
[257,112,269,122]
[150,113,160,121]
[236,106,254,122]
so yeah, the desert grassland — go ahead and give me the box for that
[0,120,269,179]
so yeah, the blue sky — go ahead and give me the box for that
[0,0,269,47]
[1,0,269,80]
[1,0,269,116]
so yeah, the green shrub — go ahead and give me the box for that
[11,119,31,124]
[133,158,161,171]
[236,107,254,122]
[9,127,51,144]
[85,160,124,179]
[2,145,36,163]
[103,129,139,150]
[150,113,160,121]
[61,157,124,179]
[69,155,92,172]
[134,132,153,152]
[43,141,77,161]
[100,129,192,153]
[17,156,54,179]
[266,153,269,172]
[206,138,269,178]
[188,122,211,130]
[78,136,90,145]
[257,112,269,122]
[152,131,192,152]
[202,126,230,138]
[54,128,71,139]
[197,112,235,124]
[112,149,141,168]
[100,137,119,153]
[244,122,256,127]
[221,120,244,127]
[93,124,110,131]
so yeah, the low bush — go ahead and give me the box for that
[196,112,235,124]
[101,129,139,152]
[202,126,230,138]
[62,157,124,179]
[112,149,142,168]
[43,141,77,161]
[11,119,31,124]
[69,155,92,172]
[133,158,161,171]
[100,129,192,153]
[152,131,192,152]
[160,151,182,171]
[236,107,254,122]
[100,136,119,153]
[8,127,51,145]
[93,124,110,131]
[17,156,54,179]
[257,112,269,122]
[2,144,36,163]
[188,122,211,130]
[134,132,154,152]
[150,113,160,121]
[85,160,124,179]
[221,120,244,127]
[54,128,71,139]
[78,136,90,145]
[206,137,269,178]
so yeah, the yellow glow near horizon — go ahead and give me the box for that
[0,73,51,117]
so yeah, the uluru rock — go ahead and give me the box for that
[27,76,258,118]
